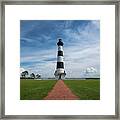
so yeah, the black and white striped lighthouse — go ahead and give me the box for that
[54,38,66,80]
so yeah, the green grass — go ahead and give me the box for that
[64,80,100,100]
[20,79,100,100]
[20,80,57,100]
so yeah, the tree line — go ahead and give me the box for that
[20,71,41,79]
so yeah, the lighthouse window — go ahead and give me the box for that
[57,62,64,68]
[58,51,63,56]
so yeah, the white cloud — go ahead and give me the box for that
[85,67,97,73]
[20,67,25,73]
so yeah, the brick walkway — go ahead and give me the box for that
[44,80,79,100]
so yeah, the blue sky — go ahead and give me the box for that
[20,20,100,78]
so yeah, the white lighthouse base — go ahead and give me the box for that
[54,68,66,80]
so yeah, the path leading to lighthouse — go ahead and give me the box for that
[44,80,79,100]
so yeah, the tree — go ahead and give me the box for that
[21,71,29,79]
[21,72,25,78]
[24,71,29,78]
[30,73,35,79]
[36,74,41,79]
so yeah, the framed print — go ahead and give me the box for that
[0,0,119,119]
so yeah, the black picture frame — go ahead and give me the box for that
[0,0,119,119]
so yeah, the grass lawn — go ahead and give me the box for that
[20,80,57,100]
[64,80,100,100]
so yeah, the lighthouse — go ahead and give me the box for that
[54,38,66,80]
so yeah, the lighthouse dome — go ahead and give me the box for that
[57,39,64,46]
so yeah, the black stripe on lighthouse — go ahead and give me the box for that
[58,51,63,56]
[57,62,64,68]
